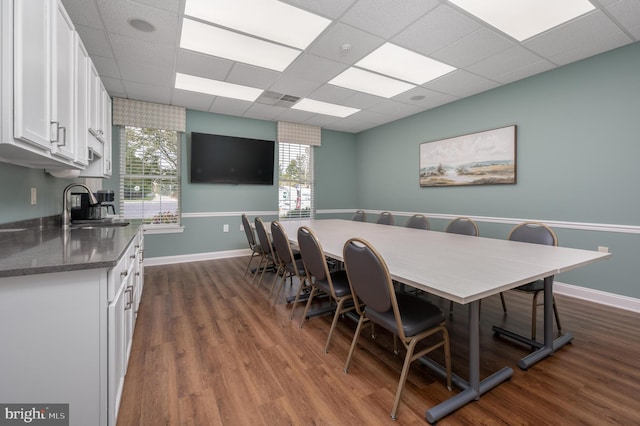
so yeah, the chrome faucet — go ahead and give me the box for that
[62,183,98,229]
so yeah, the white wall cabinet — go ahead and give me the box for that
[0,230,144,426]
[0,0,111,173]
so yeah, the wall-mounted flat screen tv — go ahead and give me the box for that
[190,132,275,185]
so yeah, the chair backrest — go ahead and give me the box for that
[242,213,256,247]
[376,211,394,225]
[344,238,394,313]
[405,214,429,230]
[351,210,366,222]
[508,222,557,246]
[254,217,272,256]
[271,220,294,266]
[445,217,479,236]
[297,226,329,282]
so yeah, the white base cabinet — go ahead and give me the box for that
[0,230,144,426]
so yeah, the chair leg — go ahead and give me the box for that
[300,286,317,328]
[243,252,255,277]
[390,338,419,420]
[500,292,507,313]
[324,298,348,353]
[344,316,367,373]
[531,291,540,340]
[288,277,308,321]
[268,266,282,298]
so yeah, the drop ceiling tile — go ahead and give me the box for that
[101,76,125,94]
[367,99,422,118]
[302,114,342,128]
[61,0,103,29]
[96,0,178,45]
[466,46,551,80]
[308,22,384,64]
[268,76,322,98]
[175,50,233,81]
[493,60,557,85]
[243,103,288,121]
[392,4,482,56]
[118,59,174,86]
[524,10,628,60]
[431,28,515,68]
[424,70,500,98]
[171,89,214,112]
[225,63,283,90]
[545,32,633,66]
[283,54,347,84]
[280,0,357,19]
[110,34,176,68]
[307,84,354,104]
[209,97,252,116]
[274,108,316,123]
[91,56,121,79]
[341,91,385,109]
[606,0,640,30]
[122,81,172,104]
[393,87,458,108]
[132,0,181,14]
[75,25,113,58]
[340,0,440,39]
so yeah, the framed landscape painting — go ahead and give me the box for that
[419,125,516,187]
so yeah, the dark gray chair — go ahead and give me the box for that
[507,222,562,340]
[253,217,277,288]
[241,214,260,277]
[343,237,451,420]
[351,210,366,221]
[405,214,429,230]
[444,217,505,315]
[270,221,309,317]
[297,226,354,353]
[376,211,394,225]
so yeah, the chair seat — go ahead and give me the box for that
[316,270,350,298]
[515,279,544,293]
[366,292,444,337]
[285,258,307,276]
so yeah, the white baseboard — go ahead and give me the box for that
[555,281,640,313]
[144,252,640,313]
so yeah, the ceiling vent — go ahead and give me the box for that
[256,91,301,107]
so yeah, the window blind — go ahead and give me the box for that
[113,98,186,132]
[278,142,314,219]
[277,121,321,146]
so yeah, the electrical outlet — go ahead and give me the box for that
[31,187,37,205]
[223,224,229,233]
[597,246,609,253]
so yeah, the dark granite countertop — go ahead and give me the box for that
[0,219,142,278]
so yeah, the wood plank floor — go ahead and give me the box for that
[117,256,640,425]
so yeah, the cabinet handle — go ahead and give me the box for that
[121,270,128,278]
[140,249,144,263]
[50,121,59,142]
[125,287,133,310]
[57,126,66,147]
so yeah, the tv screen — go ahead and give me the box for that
[190,132,275,185]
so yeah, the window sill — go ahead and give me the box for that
[142,224,185,235]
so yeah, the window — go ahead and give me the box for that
[278,142,313,218]
[120,126,180,225]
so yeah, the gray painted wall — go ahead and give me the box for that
[352,41,640,298]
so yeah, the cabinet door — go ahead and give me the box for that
[51,0,75,160]
[13,0,53,150]
[103,93,112,175]
[74,34,89,166]
[108,281,126,426]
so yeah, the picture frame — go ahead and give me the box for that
[419,125,516,187]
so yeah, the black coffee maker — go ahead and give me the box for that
[70,190,116,220]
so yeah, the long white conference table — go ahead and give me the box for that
[279,219,611,423]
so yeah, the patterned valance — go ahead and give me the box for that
[112,98,186,132]
[277,121,321,146]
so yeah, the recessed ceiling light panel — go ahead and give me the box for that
[292,98,360,118]
[184,0,331,49]
[175,73,263,101]
[180,18,301,72]
[449,0,595,41]
[329,68,416,98]
[356,43,455,85]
